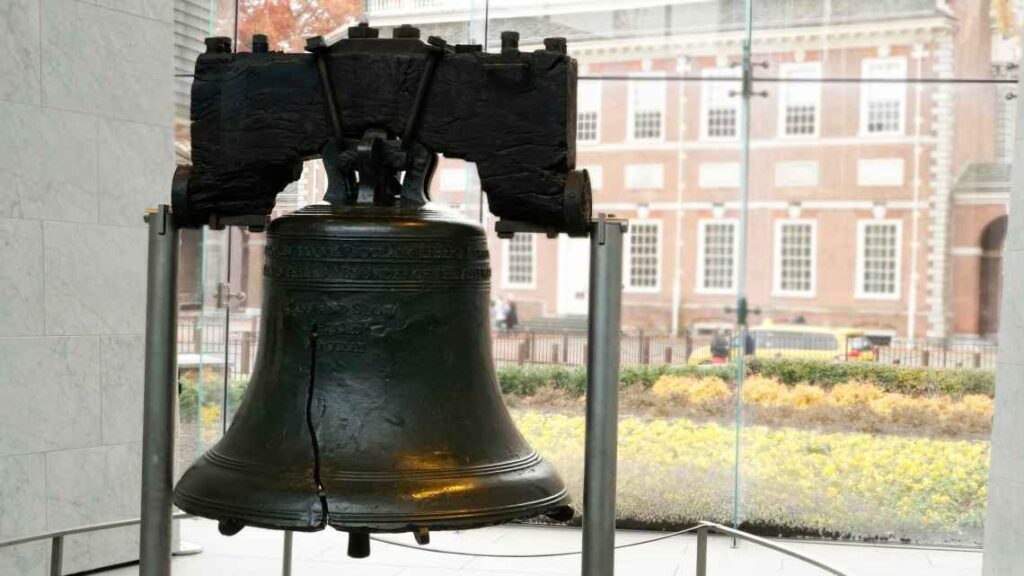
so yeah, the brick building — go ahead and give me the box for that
[366,0,1009,340]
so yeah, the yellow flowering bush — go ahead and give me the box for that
[741,375,788,406]
[650,375,697,400]
[828,382,886,407]
[651,375,730,406]
[962,394,995,415]
[514,410,989,543]
[200,404,222,442]
[788,384,826,408]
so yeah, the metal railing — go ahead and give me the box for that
[0,513,192,576]
[0,516,855,576]
[696,521,853,576]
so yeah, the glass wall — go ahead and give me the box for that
[174,0,1018,547]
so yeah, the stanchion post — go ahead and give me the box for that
[49,536,64,576]
[139,205,179,576]
[582,215,626,576]
[695,526,708,576]
[282,531,294,576]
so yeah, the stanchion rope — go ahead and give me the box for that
[367,525,701,558]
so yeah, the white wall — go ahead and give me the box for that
[983,59,1024,575]
[0,0,173,573]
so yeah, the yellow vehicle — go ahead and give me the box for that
[688,323,875,365]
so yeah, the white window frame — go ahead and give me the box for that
[859,57,907,137]
[777,62,821,138]
[701,67,741,141]
[773,219,817,298]
[855,219,903,300]
[502,233,536,289]
[624,220,662,293]
[696,219,739,295]
[577,79,602,144]
[627,72,666,142]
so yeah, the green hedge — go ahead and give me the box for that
[496,364,733,397]
[748,358,995,397]
[178,375,249,420]
[496,359,995,398]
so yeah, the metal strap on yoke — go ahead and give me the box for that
[308,38,345,145]
[401,39,448,157]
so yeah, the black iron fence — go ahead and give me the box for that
[491,331,999,371]
[176,314,261,380]
[175,315,999,381]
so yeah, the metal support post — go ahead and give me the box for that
[139,205,179,576]
[49,536,63,576]
[282,531,294,576]
[582,215,626,576]
[695,526,708,576]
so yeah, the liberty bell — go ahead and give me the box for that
[173,134,573,557]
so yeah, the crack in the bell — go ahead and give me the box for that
[306,325,330,526]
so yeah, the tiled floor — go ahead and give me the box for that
[99,518,982,576]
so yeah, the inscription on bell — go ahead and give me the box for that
[267,261,492,283]
[287,301,400,318]
[267,240,489,261]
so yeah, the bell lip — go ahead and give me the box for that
[174,490,572,535]
[174,454,571,535]
[198,449,546,481]
[322,489,572,533]
[173,489,327,532]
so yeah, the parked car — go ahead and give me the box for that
[688,323,875,365]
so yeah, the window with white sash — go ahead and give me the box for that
[774,220,816,296]
[697,219,738,293]
[702,68,741,140]
[779,62,821,137]
[503,233,535,288]
[629,74,666,141]
[577,80,601,143]
[860,58,907,135]
[626,221,661,291]
[856,220,902,299]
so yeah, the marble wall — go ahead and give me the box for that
[984,58,1024,574]
[0,0,173,573]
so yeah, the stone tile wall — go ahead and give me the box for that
[984,56,1024,575]
[0,0,173,573]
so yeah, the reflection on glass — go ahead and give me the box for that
[170,0,1015,548]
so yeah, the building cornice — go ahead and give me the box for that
[566,18,953,61]
[594,200,930,212]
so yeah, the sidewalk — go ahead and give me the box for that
[101,518,982,576]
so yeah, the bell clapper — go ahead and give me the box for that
[414,527,430,546]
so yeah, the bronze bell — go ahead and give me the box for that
[173,202,571,555]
